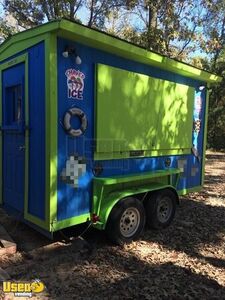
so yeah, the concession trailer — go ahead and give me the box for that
[0,19,221,244]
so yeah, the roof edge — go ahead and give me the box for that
[59,19,222,84]
[0,18,222,84]
[0,20,60,57]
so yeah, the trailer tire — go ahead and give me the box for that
[145,189,177,229]
[106,197,146,245]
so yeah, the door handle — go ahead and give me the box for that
[19,145,26,151]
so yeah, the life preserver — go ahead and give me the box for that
[63,108,87,137]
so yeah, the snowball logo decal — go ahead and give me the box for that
[65,69,85,100]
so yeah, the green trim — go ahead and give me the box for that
[21,50,48,230]
[25,213,48,229]
[95,168,181,185]
[46,33,58,228]
[0,34,49,62]
[0,19,59,60]
[94,148,191,160]
[0,53,27,71]
[0,19,221,83]
[93,169,181,229]
[178,186,202,196]
[0,54,28,208]
[51,213,91,232]
[201,86,210,186]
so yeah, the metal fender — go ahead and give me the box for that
[93,185,178,230]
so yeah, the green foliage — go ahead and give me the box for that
[200,0,225,68]
[0,0,223,62]
[2,0,128,30]
[115,0,204,60]
[0,17,18,43]
[207,59,225,150]
[200,0,225,150]
[3,0,84,27]
[1,0,225,150]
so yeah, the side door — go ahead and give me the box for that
[2,63,25,213]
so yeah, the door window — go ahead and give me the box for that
[5,84,22,126]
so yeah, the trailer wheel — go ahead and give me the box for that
[106,197,146,245]
[145,189,177,229]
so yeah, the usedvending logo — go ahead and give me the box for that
[2,279,45,298]
[65,69,85,100]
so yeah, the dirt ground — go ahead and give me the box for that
[0,152,225,300]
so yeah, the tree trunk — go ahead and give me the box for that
[88,0,95,27]
[147,4,157,49]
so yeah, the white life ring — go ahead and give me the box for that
[63,108,87,137]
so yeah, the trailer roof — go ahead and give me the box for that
[0,18,222,84]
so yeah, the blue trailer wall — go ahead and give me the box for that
[27,42,46,219]
[57,37,206,221]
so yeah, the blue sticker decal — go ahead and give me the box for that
[193,92,202,150]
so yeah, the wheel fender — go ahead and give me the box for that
[98,195,122,230]
[167,187,179,204]
[96,186,179,229]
